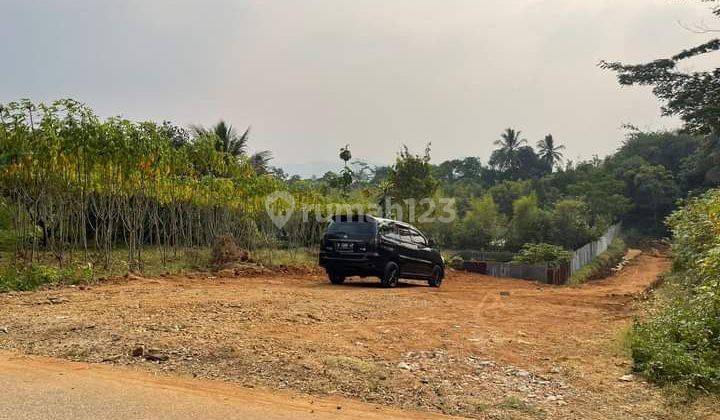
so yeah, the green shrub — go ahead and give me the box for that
[630,189,720,391]
[631,276,720,390]
[512,243,571,268]
[569,238,627,284]
[0,263,94,292]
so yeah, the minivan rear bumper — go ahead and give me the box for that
[319,252,384,275]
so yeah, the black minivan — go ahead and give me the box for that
[319,214,444,288]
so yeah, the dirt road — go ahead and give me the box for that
[0,352,445,420]
[1,252,710,418]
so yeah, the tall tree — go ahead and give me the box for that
[387,144,438,221]
[536,134,565,171]
[192,120,250,159]
[456,194,506,249]
[338,144,353,191]
[249,150,273,174]
[602,0,719,187]
[514,146,546,179]
[508,193,549,250]
[339,145,352,168]
[601,1,719,135]
[492,128,527,171]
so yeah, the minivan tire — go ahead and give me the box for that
[381,262,400,288]
[429,265,443,288]
[328,272,345,285]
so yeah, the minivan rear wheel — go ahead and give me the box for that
[381,262,400,288]
[428,265,443,288]
[328,272,345,285]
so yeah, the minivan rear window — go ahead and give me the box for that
[326,221,376,236]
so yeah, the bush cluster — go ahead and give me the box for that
[631,189,720,391]
[0,263,93,292]
[512,243,572,268]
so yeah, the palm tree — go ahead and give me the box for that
[494,128,526,151]
[191,120,250,160]
[493,128,527,170]
[536,134,565,170]
[338,145,353,192]
[249,150,273,174]
[339,145,352,168]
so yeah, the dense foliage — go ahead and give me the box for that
[602,0,719,188]
[631,189,720,390]
[390,128,705,250]
[0,99,368,269]
[512,243,572,268]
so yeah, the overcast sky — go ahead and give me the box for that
[1,0,716,176]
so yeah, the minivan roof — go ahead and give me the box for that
[329,214,413,229]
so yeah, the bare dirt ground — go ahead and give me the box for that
[0,352,446,419]
[0,252,715,419]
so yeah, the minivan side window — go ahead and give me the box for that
[398,227,414,243]
[379,224,399,240]
[410,230,427,246]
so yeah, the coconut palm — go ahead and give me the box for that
[494,128,526,152]
[249,150,273,174]
[191,120,250,160]
[536,134,565,170]
[492,128,527,170]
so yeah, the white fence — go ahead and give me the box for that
[452,223,622,284]
[570,224,621,274]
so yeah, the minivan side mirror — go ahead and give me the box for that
[427,239,436,248]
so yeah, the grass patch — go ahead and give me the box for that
[569,238,627,284]
[615,325,634,357]
[0,246,319,292]
[251,247,318,269]
[89,247,213,277]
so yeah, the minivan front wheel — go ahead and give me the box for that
[428,265,443,288]
[381,262,400,288]
[328,272,346,285]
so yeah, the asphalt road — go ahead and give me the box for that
[0,352,446,420]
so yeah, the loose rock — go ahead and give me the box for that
[144,352,169,362]
[130,346,145,357]
[47,296,68,305]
